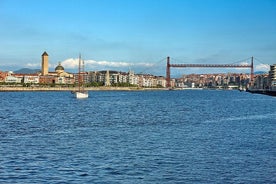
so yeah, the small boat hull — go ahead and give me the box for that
[75,91,89,99]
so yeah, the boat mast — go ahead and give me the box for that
[78,54,81,92]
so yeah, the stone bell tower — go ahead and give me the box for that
[41,51,49,76]
[105,70,111,86]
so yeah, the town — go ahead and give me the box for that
[0,52,275,91]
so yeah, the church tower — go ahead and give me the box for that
[41,51,49,76]
[105,70,111,86]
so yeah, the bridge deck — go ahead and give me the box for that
[169,64,252,68]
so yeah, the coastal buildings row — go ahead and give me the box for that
[176,73,251,89]
[0,52,167,87]
[0,69,167,88]
[0,52,275,90]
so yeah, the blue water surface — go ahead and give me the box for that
[0,90,275,183]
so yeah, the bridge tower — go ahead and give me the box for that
[166,56,171,88]
[250,56,254,85]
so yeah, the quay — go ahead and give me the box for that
[247,89,276,96]
[0,86,165,92]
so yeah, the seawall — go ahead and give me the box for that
[0,87,165,92]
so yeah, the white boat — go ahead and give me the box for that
[73,54,88,99]
[75,91,88,99]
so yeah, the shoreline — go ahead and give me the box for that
[0,86,167,92]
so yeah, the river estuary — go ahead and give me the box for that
[0,90,275,183]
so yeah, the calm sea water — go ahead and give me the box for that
[0,90,275,183]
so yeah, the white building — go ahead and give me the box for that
[5,76,21,83]
[269,64,276,89]
[129,71,139,86]
[23,75,39,84]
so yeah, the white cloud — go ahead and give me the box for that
[236,61,270,71]
[61,58,79,68]
[255,64,270,71]
[25,63,40,68]
[90,60,131,67]
[25,63,54,68]
[61,58,154,70]
[232,63,270,72]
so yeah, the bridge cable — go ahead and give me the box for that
[137,57,167,75]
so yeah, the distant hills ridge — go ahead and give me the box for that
[13,68,40,74]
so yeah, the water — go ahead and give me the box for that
[0,90,275,183]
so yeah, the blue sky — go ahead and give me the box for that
[0,0,275,75]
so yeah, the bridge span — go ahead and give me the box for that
[166,57,254,88]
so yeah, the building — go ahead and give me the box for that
[0,71,8,82]
[254,74,269,89]
[269,64,276,89]
[270,64,276,80]
[5,73,22,83]
[89,70,140,86]
[73,72,89,85]
[22,74,40,84]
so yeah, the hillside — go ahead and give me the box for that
[14,68,40,74]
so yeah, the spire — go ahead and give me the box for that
[42,51,48,56]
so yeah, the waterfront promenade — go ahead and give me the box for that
[0,86,155,92]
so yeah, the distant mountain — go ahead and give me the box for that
[14,68,40,74]
[254,71,268,75]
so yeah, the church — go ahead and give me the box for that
[40,51,75,85]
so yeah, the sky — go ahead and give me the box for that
[0,0,275,75]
